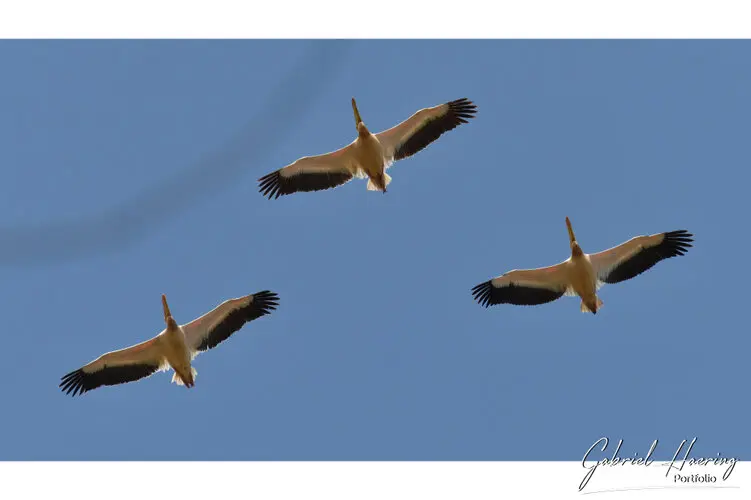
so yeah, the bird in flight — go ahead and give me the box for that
[258,97,477,199]
[472,217,693,314]
[60,291,279,396]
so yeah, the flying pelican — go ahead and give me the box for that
[59,291,279,396]
[471,218,693,314]
[258,97,477,199]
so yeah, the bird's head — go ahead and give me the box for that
[351,97,362,126]
[566,216,583,255]
[161,294,178,329]
[352,97,369,136]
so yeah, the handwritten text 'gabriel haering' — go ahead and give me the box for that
[579,437,737,491]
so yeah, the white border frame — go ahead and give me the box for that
[0,462,747,499]
[2,1,751,38]
[0,2,748,499]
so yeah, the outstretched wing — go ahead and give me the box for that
[472,261,572,308]
[375,98,477,164]
[182,291,280,354]
[259,145,360,199]
[60,336,167,397]
[589,230,694,284]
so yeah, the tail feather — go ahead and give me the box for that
[366,173,392,192]
[171,367,198,387]
[580,297,604,314]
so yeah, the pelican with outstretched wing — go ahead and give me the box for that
[60,291,279,396]
[258,97,477,199]
[472,218,693,314]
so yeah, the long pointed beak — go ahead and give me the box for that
[566,216,576,244]
[351,97,362,126]
[162,294,172,322]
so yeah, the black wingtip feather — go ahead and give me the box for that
[660,230,694,257]
[447,98,478,121]
[258,171,284,200]
[251,290,280,317]
[59,369,87,397]
[471,280,494,308]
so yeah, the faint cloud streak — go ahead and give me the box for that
[0,40,353,268]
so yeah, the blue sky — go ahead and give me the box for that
[0,40,748,460]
